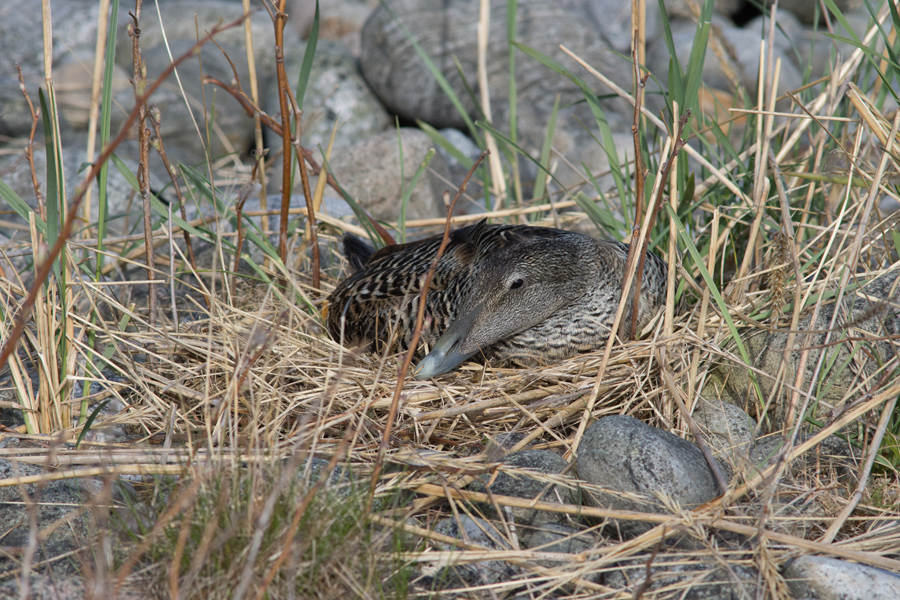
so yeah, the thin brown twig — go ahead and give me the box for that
[367,151,490,511]
[15,65,44,219]
[273,0,291,267]
[130,3,158,328]
[631,30,648,237]
[283,84,320,289]
[632,527,665,600]
[204,75,281,131]
[0,13,250,375]
[628,110,691,339]
[621,29,649,340]
[147,108,199,279]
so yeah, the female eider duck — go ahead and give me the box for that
[325,220,668,379]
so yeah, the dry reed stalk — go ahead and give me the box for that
[241,0,268,239]
[477,0,505,208]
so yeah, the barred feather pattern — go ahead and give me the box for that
[326,220,668,366]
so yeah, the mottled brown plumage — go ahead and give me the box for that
[325,220,668,378]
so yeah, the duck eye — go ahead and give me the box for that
[509,278,524,290]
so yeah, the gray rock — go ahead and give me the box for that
[296,456,355,498]
[431,515,518,587]
[525,522,598,576]
[360,0,635,148]
[525,523,600,581]
[328,128,451,223]
[744,11,807,60]
[880,196,900,216]
[525,522,595,553]
[744,434,859,539]
[437,128,482,171]
[751,432,861,481]
[107,1,302,169]
[286,0,375,55]
[471,449,573,529]
[0,0,100,86]
[665,0,743,19]
[188,192,354,273]
[749,433,784,469]
[692,397,756,468]
[795,9,881,79]
[434,127,484,205]
[0,458,109,577]
[768,0,863,25]
[285,40,391,153]
[748,9,877,82]
[783,555,900,600]
[711,270,900,431]
[0,77,41,138]
[0,575,144,600]
[557,0,661,56]
[51,52,132,134]
[577,415,721,538]
[606,555,761,599]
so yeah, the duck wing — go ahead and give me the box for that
[326,222,487,351]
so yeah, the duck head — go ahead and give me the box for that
[414,233,598,379]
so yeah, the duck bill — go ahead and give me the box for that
[413,306,482,379]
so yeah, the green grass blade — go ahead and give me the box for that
[399,148,436,243]
[417,121,474,169]
[666,204,763,405]
[511,41,630,209]
[295,0,319,108]
[507,0,523,204]
[657,0,684,101]
[507,0,518,147]
[680,0,713,132]
[0,180,46,233]
[531,94,559,202]
[180,164,279,261]
[822,0,900,102]
[573,191,623,236]
[39,88,61,251]
[478,120,564,191]
[96,0,120,276]
[110,155,214,241]
[75,399,111,449]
